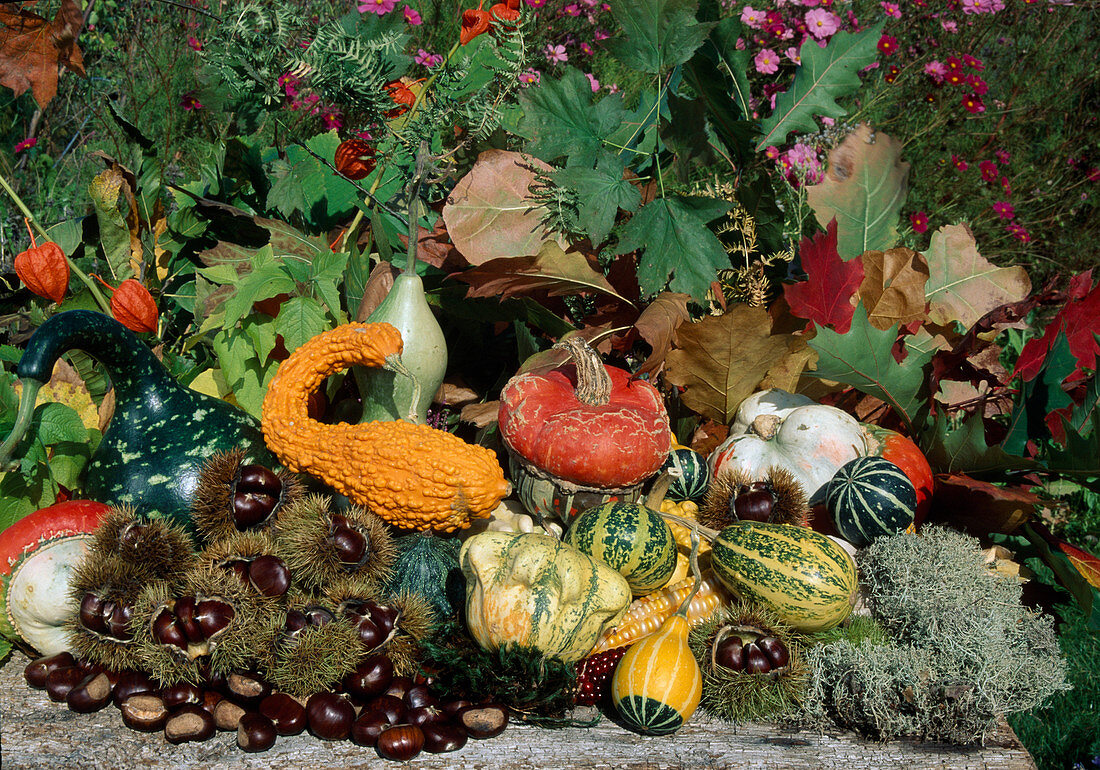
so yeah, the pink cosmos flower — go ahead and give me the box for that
[403,5,422,24]
[963,93,985,114]
[14,137,36,153]
[180,92,203,111]
[764,146,780,160]
[415,49,443,67]
[518,69,541,86]
[992,201,1015,220]
[980,160,999,182]
[187,36,202,52]
[741,6,765,28]
[1006,223,1031,242]
[995,149,1011,164]
[880,2,901,18]
[877,34,898,55]
[967,75,988,95]
[278,72,300,98]
[526,0,546,6]
[963,54,984,70]
[941,19,958,33]
[952,155,968,171]
[924,61,947,83]
[545,44,568,63]
[321,106,343,131]
[1087,168,1100,183]
[564,3,582,15]
[358,0,397,15]
[910,211,929,234]
[585,73,600,92]
[1001,177,1013,196]
[804,9,840,39]
[785,47,801,64]
[754,49,780,74]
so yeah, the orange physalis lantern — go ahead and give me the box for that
[14,222,69,304]
[94,275,159,334]
[334,139,377,180]
[384,80,417,118]
[490,0,520,23]
[460,5,492,45]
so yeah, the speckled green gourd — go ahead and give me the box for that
[565,501,678,595]
[3,310,278,532]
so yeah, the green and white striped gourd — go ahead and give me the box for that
[710,521,856,632]
[565,501,677,595]
[660,447,711,502]
[825,456,917,547]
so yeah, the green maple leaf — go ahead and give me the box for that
[275,296,330,353]
[756,21,884,150]
[554,155,642,245]
[518,68,626,168]
[614,195,731,300]
[921,412,1036,476]
[807,303,933,429]
[607,0,715,75]
[266,155,326,220]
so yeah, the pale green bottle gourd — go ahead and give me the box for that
[355,154,447,424]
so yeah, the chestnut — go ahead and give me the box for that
[744,643,770,675]
[174,597,202,643]
[237,712,278,753]
[202,689,225,716]
[371,604,400,634]
[165,703,216,744]
[350,709,390,747]
[248,555,291,598]
[306,692,355,741]
[384,676,413,701]
[407,705,447,728]
[366,694,406,726]
[152,608,188,650]
[194,599,235,639]
[113,671,157,707]
[355,618,385,649]
[24,652,76,689]
[422,723,469,754]
[714,638,745,672]
[79,593,109,635]
[733,487,775,523]
[214,699,248,731]
[67,672,113,713]
[330,514,367,566]
[343,655,394,702]
[161,682,204,710]
[403,683,435,710]
[45,665,85,702]
[106,600,134,640]
[227,671,271,703]
[259,693,307,736]
[458,704,508,739]
[120,694,169,732]
[376,724,424,761]
[757,636,790,669]
[234,464,283,528]
[441,698,473,717]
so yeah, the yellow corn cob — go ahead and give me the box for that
[590,570,730,655]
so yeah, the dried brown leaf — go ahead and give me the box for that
[633,291,691,377]
[460,401,500,428]
[0,0,85,108]
[858,247,929,330]
[355,261,400,321]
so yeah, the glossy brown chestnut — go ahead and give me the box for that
[403,683,435,710]
[79,593,109,635]
[237,712,278,753]
[350,710,390,747]
[45,665,85,702]
[120,694,169,732]
[112,671,157,707]
[406,705,447,728]
[233,464,283,529]
[152,609,188,650]
[757,636,791,669]
[66,672,113,713]
[161,682,204,710]
[227,671,271,703]
[248,555,291,598]
[376,724,424,761]
[714,638,745,671]
[194,599,235,639]
[734,488,775,523]
[214,699,248,731]
[306,692,355,741]
[24,652,76,689]
[343,655,394,702]
[106,600,134,640]
[366,694,406,726]
[259,693,307,736]
[384,676,413,701]
[202,689,225,716]
[355,618,385,649]
[422,723,469,754]
[744,643,770,674]
[331,515,367,566]
[458,704,508,740]
[165,703,216,744]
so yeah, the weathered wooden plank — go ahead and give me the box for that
[0,652,1034,769]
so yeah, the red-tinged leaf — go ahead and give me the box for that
[1013,272,1100,382]
[1059,539,1100,590]
[927,473,1038,535]
[784,219,864,332]
[1067,268,1094,300]
[455,241,632,305]
[0,0,85,109]
[1023,521,1100,630]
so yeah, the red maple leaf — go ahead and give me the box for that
[784,219,864,333]
[1013,271,1100,382]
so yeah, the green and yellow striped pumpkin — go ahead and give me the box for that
[825,456,917,547]
[565,502,677,595]
[610,613,702,735]
[710,521,856,632]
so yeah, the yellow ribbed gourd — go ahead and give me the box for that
[609,611,702,735]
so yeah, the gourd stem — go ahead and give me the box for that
[552,336,612,407]
[675,529,703,618]
[657,511,720,543]
[644,472,675,510]
[0,379,42,471]
[403,141,430,278]
[382,354,422,423]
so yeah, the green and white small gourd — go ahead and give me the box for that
[565,501,678,596]
[660,447,711,503]
[825,456,917,547]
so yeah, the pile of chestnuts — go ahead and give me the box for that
[24,650,508,760]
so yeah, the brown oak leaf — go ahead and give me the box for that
[858,247,930,331]
[0,0,85,109]
[633,291,691,377]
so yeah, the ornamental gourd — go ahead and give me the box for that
[565,501,678,596]
[261,322,509,533]
[459,531,631,663]
[498,336,671,521]
[825,456,917,547]
[710,389,868,503]
[861,424,934,526]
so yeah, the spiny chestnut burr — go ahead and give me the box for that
[306,692,356,741]
[66,672,113,713]
[165,703,217,744]
[259,693,307,736]
[330,514,368,567]
[233,464,284,530]
[120,694,169,732]
[237,712,278,753]
[248,555,291,598]
[376,724,425,761]
[24,652,76,690]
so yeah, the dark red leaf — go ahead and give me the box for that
[1013,272,1100,382]
[784,219,864,333]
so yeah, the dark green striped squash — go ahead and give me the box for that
[384,532,464,618]
[565,501,677,595]
[660,447,711,502]
[825,456,917,547]
[0,311,277,534]
[710,521,856,632]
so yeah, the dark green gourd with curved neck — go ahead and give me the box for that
[4,310,277,532]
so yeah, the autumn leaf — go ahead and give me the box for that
[664,304,812,424]
[928,473,1038,535]
[858,247,929,331]
[805,124,909,260]
[0,0,85,108]
[1013,272,1100,382]
[456,241,632,305]
[924,223,1031,330]
[442,149,566,265]
[633,291,691,376]
[784,219,863,332]
[1022,521,1100,630]
[807,303,933,429]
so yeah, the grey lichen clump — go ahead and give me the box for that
[799,526,1069,744]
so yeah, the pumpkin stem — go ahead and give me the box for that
[750,414,781,440]
[552,336,612,407]
[0,378,42,471]
[644,471,675,510]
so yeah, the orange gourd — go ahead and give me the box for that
[261,322,509,533]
